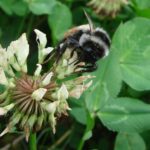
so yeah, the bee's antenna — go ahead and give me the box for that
[83,9,94,33]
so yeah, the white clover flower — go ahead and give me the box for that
[57,84,69,100]
[56,84,71,116]
[0,68,8,86]
[34,29,47,48]
[0,29,93,139]
[55,49,79,79]
[7,33,29,72]
[0,104,14,116]
[12,34,29,67]
[31,88,47,101]
[44,101,59,113]
[49,113,56,134]
[41,72,53,86]
[34,64,42,76]
[0,46,8,68]
[0,108,7,116]
[69,81,93,99]
[88,0,128,18]
[34,29,54,64]
[0,127,9,137]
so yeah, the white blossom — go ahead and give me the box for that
[34,29,54,64]
[57,84,69,100]
[0,108,7,116]
[7,33,29,72]
[34,64,42,76]
[45,101,59,113]
[31,88,47,101]
[0,127,9,137]
[0,68,8,86]
[0,46,8,68]
[41,72,53,86]
[0,29,93,137]
[69,80,93,99]
[42,47,53,57]
[34,29,47,48]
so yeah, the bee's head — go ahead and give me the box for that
[80,10,111,62]
[79,27,111,62]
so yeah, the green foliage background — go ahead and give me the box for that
[0,0,150,149]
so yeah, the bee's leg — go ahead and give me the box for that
[67,38,81,58]
[56,38,81,64]
[70,53,85,66]
[58,43,68,55]
[86,64,97,72]
[56,42,68,62]
[42,51,55,64]
[76,63,97,73]
[70,47,78,58]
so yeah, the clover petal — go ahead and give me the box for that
[57,84,69,100]
[31,88,47,101]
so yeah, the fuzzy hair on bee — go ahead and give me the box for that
[50,11,111,72]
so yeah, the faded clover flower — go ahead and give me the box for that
[0,29,93,140]
[88,0,128,18]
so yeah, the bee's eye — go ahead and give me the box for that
[86,47,93,52]
[95,43,98,48]
[83,44,93,52]
[93,43,100,50]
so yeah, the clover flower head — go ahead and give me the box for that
[0,29,93,140]
[88,0,128,18]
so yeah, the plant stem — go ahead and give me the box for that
[16,15,27,38]
[27,14,34,39]
[49,128,72,150]
[29,132,37,150]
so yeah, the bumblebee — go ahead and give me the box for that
[54,11,111,72]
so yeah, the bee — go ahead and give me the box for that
[48,11,111,72]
